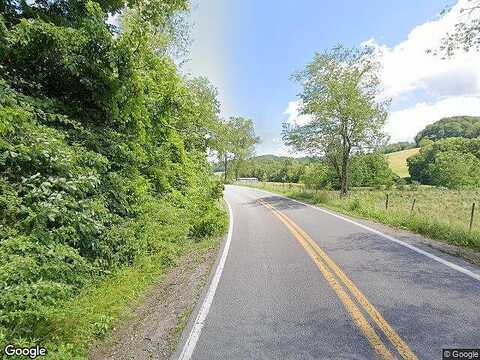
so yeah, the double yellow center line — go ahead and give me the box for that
[258,199,417,360]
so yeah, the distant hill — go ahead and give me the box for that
[385,148,420,178]
[415,116,480,145]
[252,154,291,161]
[380,142,416,154]
[251,154,314,162]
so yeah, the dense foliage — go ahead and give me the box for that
[0,0,227,349]
[236,155,309,183]
[415,116,480,145]
[349,153,396,188]
[238,153,395,189]
[211,117,259,182]
[408,138,480,188]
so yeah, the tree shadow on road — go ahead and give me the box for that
[257,196,308,211]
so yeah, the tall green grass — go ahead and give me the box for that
[245,183,480,251]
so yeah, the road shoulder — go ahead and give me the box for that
[343,211,480,267]
[245,185,480,269]
[88,237,222,360]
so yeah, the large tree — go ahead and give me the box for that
[283,45,389,196]
[210,119,234,182]
[212,117,259,181]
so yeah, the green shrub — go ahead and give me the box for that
[300,162,335,190]
[396,178,407,191]
[350,153,396,188]
[408,138,480,187]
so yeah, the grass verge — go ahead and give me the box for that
[243,183,480,252]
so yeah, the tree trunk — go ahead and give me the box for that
[224,154,228,182]
[340,165,347,196]
[340,149,349,197]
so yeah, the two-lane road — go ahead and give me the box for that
[175,185,480,360]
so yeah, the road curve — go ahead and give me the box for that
[174,185,480,360]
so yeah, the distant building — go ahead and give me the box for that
[236,177,259,184]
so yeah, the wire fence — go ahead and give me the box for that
[244,181,479,233]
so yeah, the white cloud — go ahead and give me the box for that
[284,100,313,126]
[284,0,480,145]
[386,95,480,143]
[367,0,480,100]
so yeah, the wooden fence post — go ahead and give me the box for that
[385,194,389,210]
[410,198,416,215]
[470,202,476,232]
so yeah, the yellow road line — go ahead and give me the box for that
[276,210,417,360]
[258,199,417,360]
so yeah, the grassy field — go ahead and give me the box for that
[385,148,420,178]
[244,182,480,251]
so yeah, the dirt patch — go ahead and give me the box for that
[88,241,220,360]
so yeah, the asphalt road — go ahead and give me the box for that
[175,185,480,360]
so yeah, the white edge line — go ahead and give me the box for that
[245,186,480,282]
[177,200,234,360]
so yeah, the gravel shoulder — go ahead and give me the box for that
[88,238,221,360]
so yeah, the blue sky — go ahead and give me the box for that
[187,0,480,155]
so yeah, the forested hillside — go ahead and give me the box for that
[0,0,230,354]
[415,116,480,144]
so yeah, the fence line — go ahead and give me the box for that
[248,181,479,232]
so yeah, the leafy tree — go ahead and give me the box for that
[437,0,480,57]
[349,153,395,187]
[235,155,309,183]
[239,152,394,189]
[418,138,435,148]
[210,119,234,182]
[1,0,125,26]
[213,117,259,181]
[300,162,334,190]
[283,45,389,196]
[431,151,480,188]
[408,137,480,187]
[415,116,480,145]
